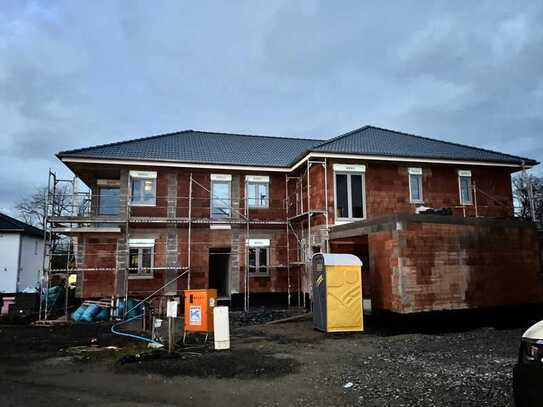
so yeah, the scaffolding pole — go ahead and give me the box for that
[188,173,193,289]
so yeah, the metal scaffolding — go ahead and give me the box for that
[39,166,329,320]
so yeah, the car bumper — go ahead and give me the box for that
[513,363,543,407]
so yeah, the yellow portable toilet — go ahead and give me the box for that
[312,253,363,332]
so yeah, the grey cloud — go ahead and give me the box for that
[1,0,542,215]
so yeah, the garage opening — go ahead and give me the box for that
[329,235,371,313]
[209,248,230,298]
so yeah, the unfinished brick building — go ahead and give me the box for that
[46,125,542,314]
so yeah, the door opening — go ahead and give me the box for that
[209,248,230,298]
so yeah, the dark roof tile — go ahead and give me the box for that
[57,126,538,167]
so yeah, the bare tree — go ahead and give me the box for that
[512,173,543,221]
[15,185,72,230]
[15,185,75,271]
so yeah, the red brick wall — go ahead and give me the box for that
[324,159,514,224]
[368,221,543,313]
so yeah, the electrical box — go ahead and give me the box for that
[312,253,364,333]
[183,289,217,333]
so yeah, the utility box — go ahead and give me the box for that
[183,289,217,333]
[312,253,364,333]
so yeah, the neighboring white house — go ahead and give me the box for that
[0,213,44,294]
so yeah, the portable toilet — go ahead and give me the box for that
[312,253,363,333]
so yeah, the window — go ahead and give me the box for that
[211,174,232,218]
[246,176,269,208]
[458,170,473,205]
[34,240,39,255]
[98,186,120,215]
[334,164,366,221]
[248,247,269,274]
[408,168,423,203]
[130,171,156,206]
[128,239,155,275]
[247,239,270,275]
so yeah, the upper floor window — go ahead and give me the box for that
[128,239,154,275]
[334,164,366,221]
[130,171,156,206]
[97,179,121,215]
[211,174,231,218]
[408,168,423,203]
[458,170,473,205]
[246,175,269,208]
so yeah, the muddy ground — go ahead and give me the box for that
[0,315,529,407]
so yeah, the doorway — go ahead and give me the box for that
[209,248,230,298]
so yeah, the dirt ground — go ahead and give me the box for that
[0,315,528,407]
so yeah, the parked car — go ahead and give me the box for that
[513,320,543,406]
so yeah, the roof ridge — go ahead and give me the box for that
[364,125,534,163]
[311,125,371,149]
[190,129,323,142]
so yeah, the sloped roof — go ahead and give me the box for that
[312,126,536,165]
[57,125,538,168]
[58,130,322,168]
[0,213,43,238]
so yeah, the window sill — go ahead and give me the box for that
[129,203,156,207]
[128,274,154,280]
[334,218,365,225]
[249,273,271,278]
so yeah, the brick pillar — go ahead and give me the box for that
[231,174,240,219]
[167,173,177,219]
[230,229,241,294]
[119,169,129,219]
[115,238,128,298]
[74,237,85,298]
[163,226,179,295]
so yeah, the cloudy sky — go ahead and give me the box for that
[1,0,542,214]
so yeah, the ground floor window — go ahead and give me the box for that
[248,247,268,274]
[247,239,270,275]
[128,239,154,274]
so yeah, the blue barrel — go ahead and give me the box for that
[95,307,110,321]
[71,304,88,321]
[81,303,101,322]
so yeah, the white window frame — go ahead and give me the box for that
[246,175,270,209]
[129,171,157,207]
[333,164,366,223]
[458,170,473,205]
[247,239,270,276]
[408,167,424,203]
[128,239,155,276]
[211,174,232,219]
